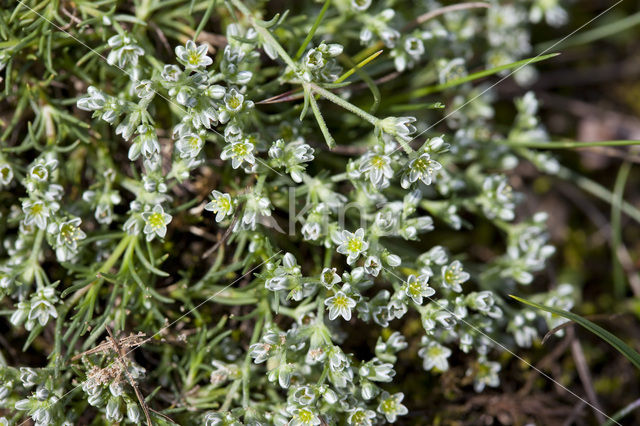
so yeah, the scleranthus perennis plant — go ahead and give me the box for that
[0,0,593,424]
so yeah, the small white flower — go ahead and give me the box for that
[402,274,435,305]
[176,133,204,158]
[224,88,245,112]
[22,200,53,229]
[204,190,234,222]
[175,40,212,70]
[379,116,416,142]
[377,392,408,423]
[347,408,376,426]
[418,340,452,372]
[320,267,341,289]
[324,291,356,321]
[0,162,13,186]
[351,0,372,12]
[142,204,172,241]
[471,359,501,392]
[360,153,393,187]
[334,228,369,264]
[238,193,271,230]
[106,34,144,68]
[51,217,86,262]
[220,139,255,169]
[363,255,382,277]
[401,153,443,188]
[289,407,321,426]
[442,260,470,292]
[28,287,58,327]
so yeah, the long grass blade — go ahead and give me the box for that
[407,53,559,99]
[505,140,640,149]
[294,0,330,60]
[510,295,640,370]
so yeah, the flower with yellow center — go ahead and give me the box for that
[335,228,369,265]
[402,274,435,305]
[175,40,212,70]
[204,190,234,223]
[220,139,255,169]
[324,290,357,321]
[142,204,172,241]
[376,392,408,423]
[290,407,321,426]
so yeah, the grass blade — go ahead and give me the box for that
[335,50,383,83]
[294,0,330,60]
[510,295,640,370]
[504,140,640,149]
[194,0,217,40]
[407,53,559,99]
[611,162,632,298]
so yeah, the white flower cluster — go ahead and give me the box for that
[0,0,576,424]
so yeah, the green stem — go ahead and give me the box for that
[242,303,266,408]
[505,140,640,149]
[229,0,298,71]
[307,86,336,149]
[309,83,379,126]
[26,228,45,287]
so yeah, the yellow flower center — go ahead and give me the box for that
[148,212,164,229]
[347,238,362,252]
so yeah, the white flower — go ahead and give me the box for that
[377,392,408,423]
[334,228,369,264]
[289,407,321,426]
[471,359,501,392]
[442,260,469,292]
[223,88,244,112]
[220,139,255,169]
[22,200,54,229]
[301,222,321,241]
[142,204,172,241]
[176,133,204,158]
[324,291,356,321]
[347,408,376,426]
[418,340,452,372]
[360,153,393,187]
[106,34,144,68]
[175,40,212,70]
[402,274,435,305]
[238,193,271,230]
[50,217,86,262]
[135,124,160,159]
[379,116,416,142]
[204,190,234,222]
[401,153,443,188]
[0,162,13,186]
[351,0,371,12]
[320,267,341,289]
[363,256,382,277]
[28,287,58,328]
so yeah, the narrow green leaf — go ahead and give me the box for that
[389,101,445,113]
[505,140,640,149]
[408,53,559,99]
[194,0,217,40]
[536,10,640,53]
[335,50,383,84]
[337,51,382,113]
[611,162,632,298]
[308,88,335,149]
[510,295,640,370]
[294,0,331,60]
